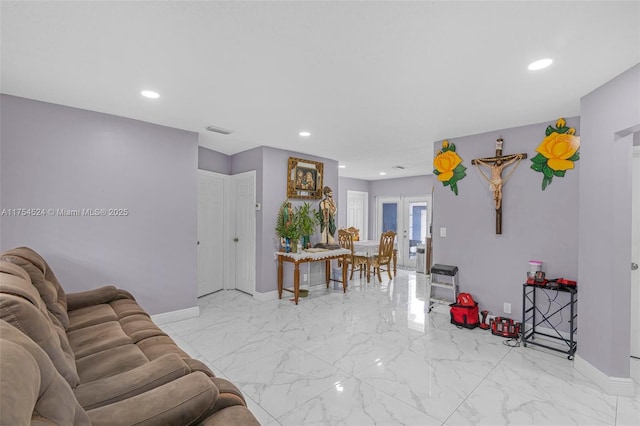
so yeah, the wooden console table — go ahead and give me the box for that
[276,248,350,305]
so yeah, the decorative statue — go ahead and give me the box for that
[318,186,337,245]
[471,137,527,234]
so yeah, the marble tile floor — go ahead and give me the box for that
[161,271,640,426]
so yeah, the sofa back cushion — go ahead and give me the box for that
[0,247,70,329]
[0,320,90,425]
[0,262,80,387]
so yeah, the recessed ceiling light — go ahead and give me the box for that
[140,90,160,99]
[379,172,386,176]
[339,165,346,169]
[299,131,311,137]
[528,58,553,71]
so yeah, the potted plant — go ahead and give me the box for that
[275,200,299,252]
[295,202,319,249]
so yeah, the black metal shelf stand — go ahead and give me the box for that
[522,283,577,360]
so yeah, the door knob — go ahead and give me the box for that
[632,262,639,271]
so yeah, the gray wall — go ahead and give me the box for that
[369,176,433,240]
[0,95,198,315]
[432,118,580,322]
[198,146,230,174]
[338,175,433,239]
[578,64,640,378]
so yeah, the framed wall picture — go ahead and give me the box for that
[287,157,323,199]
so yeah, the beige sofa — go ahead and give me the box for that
[0,247,260,425]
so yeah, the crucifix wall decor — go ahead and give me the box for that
[471,138,527,234]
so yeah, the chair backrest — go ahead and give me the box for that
[347,227,360,241]
[377,231,396,262]
[337,229,355,255]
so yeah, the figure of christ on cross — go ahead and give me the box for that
[471,138,527,234]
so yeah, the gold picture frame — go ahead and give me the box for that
[287,157,323,199]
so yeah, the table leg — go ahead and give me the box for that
[294,262,300,305]
[341,255,347,292]
[325,260,330,288]
[278,257,283,299]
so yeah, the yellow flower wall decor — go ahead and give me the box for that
[530,118,580,190]
[433,140,466,195]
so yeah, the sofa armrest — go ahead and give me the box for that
[74,353,191,410]
[87,372,219,426]
[66,286,134,311]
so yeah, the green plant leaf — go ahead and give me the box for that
[543,164,554,178]
[443,180,450,187]
[554,169,566,177]
[453,164,466,173]
[449,176,458,186]
[531,163,544,172]
[557,126,570,134]
[542,175,552,191]
[451,182,459,196]
[453,171,466,180]
[449,143,456,152]
[433,169,440,175]
[568,151,580,162]
[545,126,555,136]
[530,153,548,164]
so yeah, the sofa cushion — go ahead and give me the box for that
[120,313,169,342]
[76,344,150,383]
[0,247,70,329]
[0,320,90,425]
[135,334,191,360]
[87,372,219,426]
[0,266,80,387]
[74,353,191,410]
[68,320,133,358]
[68,303,119,331]
[110,297,149,318]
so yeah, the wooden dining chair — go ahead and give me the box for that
[337,229,368,280]
[367,231,396,282]
[347,227,360,241]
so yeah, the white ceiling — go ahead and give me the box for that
[2,1,639,181]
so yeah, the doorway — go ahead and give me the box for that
[346,190,368,240]
[197,170,256,297]
[631,145,639,358]
[230,171,256,295]
[197,170,228,297]
[375,195,432,268]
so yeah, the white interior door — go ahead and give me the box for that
[376,195,431,268]
[231,171,256,295]
[631,145,640,358]
[197,170,227,297]
[346,190,368,240]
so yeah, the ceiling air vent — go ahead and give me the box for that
[206,125,234,135]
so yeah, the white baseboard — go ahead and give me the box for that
[151,306,200,326]
[574,354,635,396]
[253,290,280,302]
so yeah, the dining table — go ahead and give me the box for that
[352,239,398,276]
